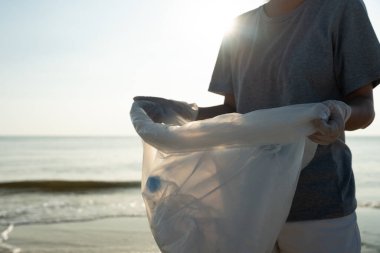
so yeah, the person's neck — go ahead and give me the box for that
[264,0,305,17]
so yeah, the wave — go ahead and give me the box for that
[0,224,21,253]
[361,242,380,251]
[358,201,380,209]
[0,180,141,192]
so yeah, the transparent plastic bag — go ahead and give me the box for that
[130,100,329,253]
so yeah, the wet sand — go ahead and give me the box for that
[3,217,159,253]
[2,208,379,253]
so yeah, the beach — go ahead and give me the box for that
[0,208,377,253]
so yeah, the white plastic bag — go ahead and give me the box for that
[130,100,329,253]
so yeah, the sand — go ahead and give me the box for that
[3,217,159,253]
[2,208,380,253]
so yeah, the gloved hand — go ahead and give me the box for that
[133,96,199,125]
[308,100,352,145]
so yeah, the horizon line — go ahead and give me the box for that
[0,134,379,138]
[0,134,139,138]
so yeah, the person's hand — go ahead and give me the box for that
[308,100,351,145]
[133,96,198,124]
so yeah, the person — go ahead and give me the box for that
[196,0,380,252]
[134,0,380,251]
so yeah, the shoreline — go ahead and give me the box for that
[4,217,159,253]
[2,208,380,253]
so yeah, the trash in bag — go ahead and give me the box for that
[130,97,330,253]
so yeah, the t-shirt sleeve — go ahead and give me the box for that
[208,33,234,95]
[333,0,380,96]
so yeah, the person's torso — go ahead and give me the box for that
[226,0,357,221]
[229,0,345,113]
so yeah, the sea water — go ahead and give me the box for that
[346,137,380,207]
[0,136,379,249]
[0,136,146,226]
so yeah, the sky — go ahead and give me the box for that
[0,0,380,136]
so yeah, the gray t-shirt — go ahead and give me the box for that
[209,0,380,221]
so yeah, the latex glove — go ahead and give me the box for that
[309,100,352,145]
[133,96,198,125]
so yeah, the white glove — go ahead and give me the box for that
[133,96,199,125]
[309,100,352,145]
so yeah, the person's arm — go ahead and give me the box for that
[309,84,375,145]
[344,84,375,130]
[196,94,236,120]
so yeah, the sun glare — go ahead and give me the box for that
[175,2,240,43]
[224,18,237,35]
[207,10,238,39]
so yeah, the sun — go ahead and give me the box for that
[224,18,237,35]
[175,2,239,42]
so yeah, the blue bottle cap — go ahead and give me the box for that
[147,176,161,193]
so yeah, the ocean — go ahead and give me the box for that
[0,136,379,250]
[0,136,146,226]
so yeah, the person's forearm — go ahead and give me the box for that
[345,96,375,131]
[196,104,236,120]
